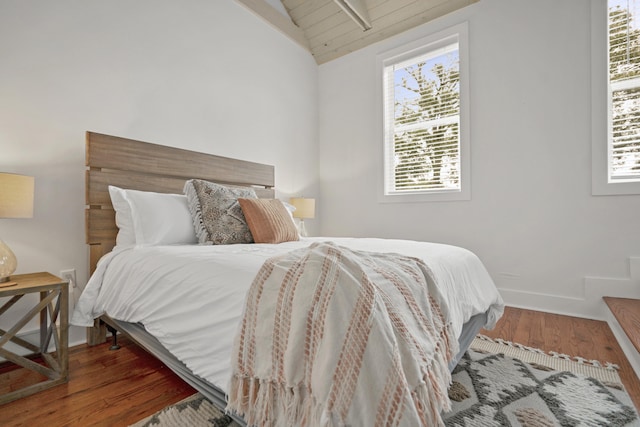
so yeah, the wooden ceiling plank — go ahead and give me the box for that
[305,11,352,41]
[294,1,345,29]
[235,0,310,51]
[333,0,372,30]
[282,0,329,22]
[369,0,422,20]
[307,15,360,46]
[307,0,417,46]
[314,0,477,63]
[281,0,307,10]
[310,0,420,52]
[315,0,468,52]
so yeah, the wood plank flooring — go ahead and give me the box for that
[0,336,195,427]
[0,306,638,426]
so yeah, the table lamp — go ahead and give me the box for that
[289,197,315,237]
[0,173,35,286]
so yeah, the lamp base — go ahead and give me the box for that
[298,220,308,237]
[0,274,17,287]
[0,280,17,288]
[0,239,18,284]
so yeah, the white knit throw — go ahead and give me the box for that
[227,242,457,427]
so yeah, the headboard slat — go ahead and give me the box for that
[86,209,118,243]
[87,169,274,207]
[87,132,275,188]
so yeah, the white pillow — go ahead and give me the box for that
[108,186,136,247]
[282,201,297,228]
[108,186,198,246]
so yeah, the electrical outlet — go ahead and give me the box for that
[60,269,76,286]
[60,268,78,304]
[60,269,77,313]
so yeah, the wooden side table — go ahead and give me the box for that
[0,272,68,405]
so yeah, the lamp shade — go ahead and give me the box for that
[289,197,315,219]
[0,173,35,218]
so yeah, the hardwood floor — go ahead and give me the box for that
[0,306,638,426]
[0,337,195,427]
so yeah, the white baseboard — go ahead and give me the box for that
[499,280,640,320]
[497,287,595,318]
[499,257,640,320]
[630,257,640,280]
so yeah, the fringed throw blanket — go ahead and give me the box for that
[227,242,457,427]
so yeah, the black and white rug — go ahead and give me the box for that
[445,337,639,426]
[131,337,639,427]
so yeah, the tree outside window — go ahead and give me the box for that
[609,0,640,182]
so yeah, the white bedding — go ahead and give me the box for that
[71,237,504,392]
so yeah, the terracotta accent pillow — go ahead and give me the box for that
[238,198,300,244]
[184,179,257,245]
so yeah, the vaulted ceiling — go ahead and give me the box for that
[237,0,478,64]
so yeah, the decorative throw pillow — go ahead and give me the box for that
[238,198,300,244]
[184,179,257,245]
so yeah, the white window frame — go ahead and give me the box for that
[377,22,470,203]
[592,0,640,195]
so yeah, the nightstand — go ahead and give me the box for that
[0,272,68,404]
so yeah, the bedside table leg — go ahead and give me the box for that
[60,285,68,379]
[37,288,69,381]
[39,291,46,352]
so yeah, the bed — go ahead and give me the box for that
[73,131,504,426]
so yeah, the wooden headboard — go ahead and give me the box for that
[85,131,275,275]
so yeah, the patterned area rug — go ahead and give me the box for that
[445,336,639,426]
[130,336,639,427]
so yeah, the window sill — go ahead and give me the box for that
[378,188,470,203]
[592,179,640,196]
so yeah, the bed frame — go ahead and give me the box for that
[83,131,487,423]
[85,131,275,345]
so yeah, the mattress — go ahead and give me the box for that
[72,237,504,395]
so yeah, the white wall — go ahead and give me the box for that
[0,0,318,345]
[318,0,640,319]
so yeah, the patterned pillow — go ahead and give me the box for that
[184,179,257,245]
[238,198,299,244]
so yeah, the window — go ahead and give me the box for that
[378,23,469,202]
[592,0,640,194]
[609,0,640,182]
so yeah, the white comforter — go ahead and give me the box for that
[71,237,504,392]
